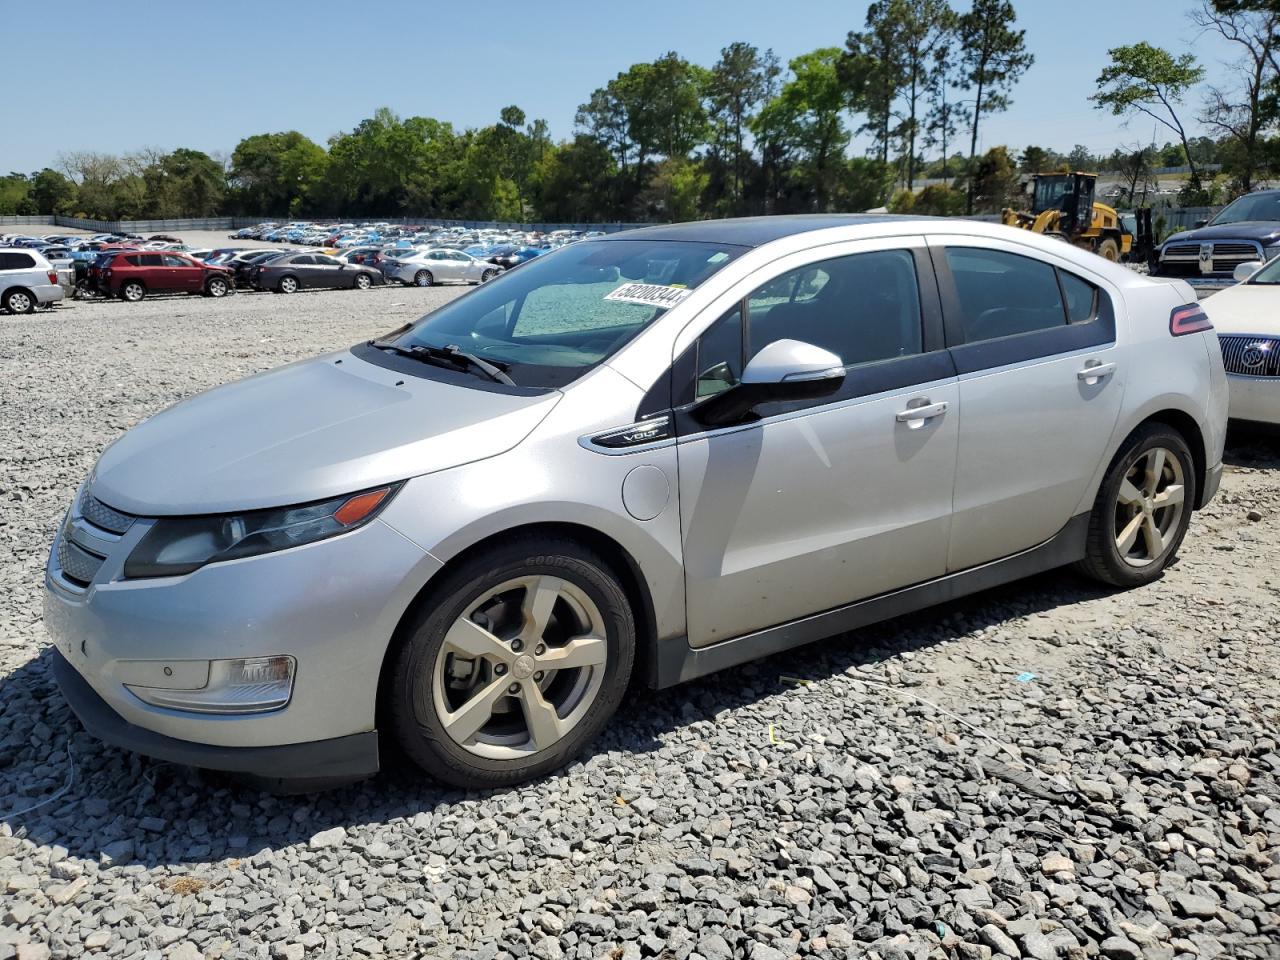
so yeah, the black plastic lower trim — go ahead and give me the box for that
[52,650,380,781]
[650,512,1091,688]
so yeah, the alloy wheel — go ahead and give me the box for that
[481,269,497,282]
[280,276,297,293]
[356,273,371,289]
[415,270,432,287]
[6,292,32,313]
[1113,446,1185,567]
[431,575,608,759]
[123,283,144,302]
[208,278,227,297]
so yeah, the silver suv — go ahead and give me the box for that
[45,216,1228,789]
[1,247,64,313]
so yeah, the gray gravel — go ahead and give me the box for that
[1,286,1279,960]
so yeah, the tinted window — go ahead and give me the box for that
[0,252,36,270]
[945,248,1065,343]
[141,254,165,267]
[292,255,316,265]
[747,249,923,367]
[1060,271,1098,323]
[123,255,141,266]
[313,255,340,266]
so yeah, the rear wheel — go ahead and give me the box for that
[1076,424,1195,588]
[205,276,229,298]
[120,281,145,303]
[3,289,34,314]
[414,270,433,287]
[354,272,372,290]
[278,275,298,294]
[1096,237,1121,262]
[388,537,635,788]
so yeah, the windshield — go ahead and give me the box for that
[1210,192,1280,225]
[375,239,744,388]
[1247,257,1280,284]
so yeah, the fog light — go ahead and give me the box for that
[126,656,295,714]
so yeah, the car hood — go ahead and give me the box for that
[1165,221,1280,246]
[91,352,561,516]
[1201,284,1280,337]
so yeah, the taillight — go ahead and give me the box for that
[1170,303,1213,336]
[47,271,58,285]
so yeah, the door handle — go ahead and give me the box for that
[1077,361,1117,382]
[896,400,949,424]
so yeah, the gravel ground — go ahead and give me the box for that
[0,286,1278,960]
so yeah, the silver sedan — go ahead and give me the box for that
[384,248,503,287]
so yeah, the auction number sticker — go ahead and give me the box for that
[604,283,693,309]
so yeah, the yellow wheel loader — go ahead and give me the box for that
[1001,172,1132,262]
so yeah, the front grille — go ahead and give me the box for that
[79,492,134,534]
[1161,240,1262,274]
[57,537,105,587]
[1220,335,1280,377]
[1213,242,1259,257]
[1164,243,1201,258]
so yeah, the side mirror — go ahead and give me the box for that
[695,339,845,427]
[1234,260,1265,283]
[1194,219,1209,229]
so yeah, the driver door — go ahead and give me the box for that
[674,239,960,647]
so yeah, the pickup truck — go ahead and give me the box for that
[1151,189,1280,293]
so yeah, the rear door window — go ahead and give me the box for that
[944,248,1065,343]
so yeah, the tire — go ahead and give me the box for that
[481,268,498,283]
[278,275,298,294]
[120,281,145,303]
[3,288,35,314]
[354,272,372,290]
[1075,423,1196,588]
[388,536,636,788]
[414,270,433,288]
[1096,237,1121,262]
[74,279,91,300]
[205,276,229,298]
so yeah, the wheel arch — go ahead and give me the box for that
[1094,406,1208,513]
[2,285,36,308]
[375,520,660,726]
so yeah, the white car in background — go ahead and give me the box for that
[383,248,503,287]
[1202,259,1280,425]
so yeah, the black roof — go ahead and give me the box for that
[598,214,922,248]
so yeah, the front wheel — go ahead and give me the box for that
[1076,424,1195,588]
[354,272,372,290]
[388,537,635,788]
[1096,237,1121,262]
[480,268,498,283]
[205,276,229,298]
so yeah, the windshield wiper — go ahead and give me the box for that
[368,340,516,385]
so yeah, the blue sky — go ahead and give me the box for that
[0,0,1246,172]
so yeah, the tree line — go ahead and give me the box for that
[1,0,1277,225]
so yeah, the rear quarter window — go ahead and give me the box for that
[0,252,37,270]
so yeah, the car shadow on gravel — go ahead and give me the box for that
[1224,424,1280,466]
[1,561,1118,873]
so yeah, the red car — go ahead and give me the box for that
[94,251,233,302]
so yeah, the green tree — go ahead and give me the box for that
[533,136,618,221]
[766,48,851,211]
[28,168,77,214]
[866,0,956,189]
[841,14,906,168]
[705,42,769,213]
[1192,2,1280,192]
[963,145,1019,213]
[0,174,31,215]
[1066,144,1097,171]
[956,0,1034,213]
[228,132,327,215]
[1019,146,1049,172]
[1091,43,1206,187]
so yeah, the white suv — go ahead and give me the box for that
[0,248,64,313]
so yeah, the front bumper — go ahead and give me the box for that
[1226,374,1280,425]
[44,494,440,759]
[53,649,379,780]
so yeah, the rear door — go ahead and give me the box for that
[289,255,317,287]
[929,236,1125,571]
[311,254,345,287]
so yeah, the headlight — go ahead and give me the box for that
[123,484,400,579]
